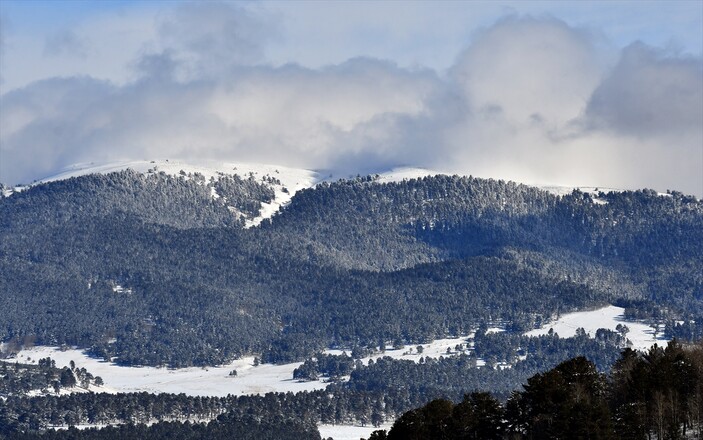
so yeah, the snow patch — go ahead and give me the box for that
[4,347,325,397]
[539,186,623,197]
[241,164,318,228]
[318,422,393,440]
[26,383,107,397]
[486,327,505,335]
[326,335,474,366]
[375,167,446,183]
[524,305,668,351]
[112,284,132,295]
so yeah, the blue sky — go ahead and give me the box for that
[1,1,702,195]
[2,0,701,89]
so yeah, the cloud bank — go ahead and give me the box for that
[1,4,701,196]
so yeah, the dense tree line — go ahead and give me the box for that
[472,326,629,368]
[8,416,321,440]
[1,172,701,367]
[340,331,625,403]
[0,387,400,435]
[0,357,102,397]
[369,340,703,440]
[293,352,356,381]
[666,318,703,343]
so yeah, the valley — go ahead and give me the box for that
[3,304,669,397]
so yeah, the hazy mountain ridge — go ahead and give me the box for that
[0,164,701,367]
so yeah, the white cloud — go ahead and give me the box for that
[451,16,604,127]
[0,58,439,183]
[586,43,703,136]
[155,2,278,80]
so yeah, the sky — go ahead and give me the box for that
[0,1,702,196]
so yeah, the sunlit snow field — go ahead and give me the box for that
[524,305,667,351]
[318,422,393,440]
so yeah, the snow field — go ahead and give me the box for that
[5,347,325,397]
[4,306,669,398]
[523,305,668,351]
[326,334,474,365]
[318,422,393,440]
[5,337,476,399]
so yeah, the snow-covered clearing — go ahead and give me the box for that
[5,335,479,398]
[524,305,668,351]
[5,347,325,397]
[318,422,393,440]
[244,163,316,227]
[4,306,667,398]
[326,335,476,364]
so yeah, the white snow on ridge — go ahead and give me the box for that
[375,167,446,183]
[5,160,677,204]
[539,185,623,197]
[12,159,320,228]
[540,185,672,200]
[524,305,668,351]
[7,161,460,226]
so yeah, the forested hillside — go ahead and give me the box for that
[1,170,701,367]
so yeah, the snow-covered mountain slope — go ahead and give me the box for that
[373,168,629,200]
[10,159,320,228]
[7,159,644,202]
[5,161,450,227]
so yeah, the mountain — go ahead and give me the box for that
[1,162,701,367]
